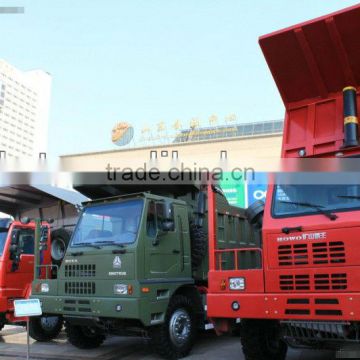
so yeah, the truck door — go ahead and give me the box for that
[5,227,35,298]
[144,201,186,278]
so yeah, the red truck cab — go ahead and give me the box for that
[0,218,63,340]
[0,219,38,326]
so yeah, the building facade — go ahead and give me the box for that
[0,59,51,158]
[60,120,283,172]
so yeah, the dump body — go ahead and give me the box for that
[259,3,360,158]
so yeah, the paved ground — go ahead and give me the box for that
[0,325,338,360]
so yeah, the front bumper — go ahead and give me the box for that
[34,294,168,327]
[38,295,140,317]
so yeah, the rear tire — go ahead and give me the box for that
[149,294,197,359]
[51,228,71,266]
[65,323,105,349]
[240,320,288,360]
[29,316,63,342]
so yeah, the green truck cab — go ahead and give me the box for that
[32,186,258,359]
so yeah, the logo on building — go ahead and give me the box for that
[113,256,122,268]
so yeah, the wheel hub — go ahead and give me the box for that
[40,316,59,331]
[169,308,191,346]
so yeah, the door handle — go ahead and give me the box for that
[282,226,302,234]
[172,249,180,254]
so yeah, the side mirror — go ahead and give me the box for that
[20,217,31,225]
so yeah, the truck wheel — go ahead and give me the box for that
[29,316,63,342]
[149,295,197,359]
[0,318,5,331]
[51,228,71,266]
[190,224,207,270]
[240,320,288,360]
[65,323,105,349]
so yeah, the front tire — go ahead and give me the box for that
[65,323,105,349]
[29,316,63,342]
[149,295,197,359]
[0,316,5,332]
[240,320,288,360]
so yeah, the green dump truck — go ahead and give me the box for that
[32,184,258,359]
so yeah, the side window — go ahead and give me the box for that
[156,203,165,230]
[19,229,35,255]
[147,201,157,238]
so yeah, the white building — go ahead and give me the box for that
[0,59,51,158]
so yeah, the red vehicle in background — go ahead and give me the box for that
[0,218,65,340]
[0,185,81,341]
[207,4,360,360]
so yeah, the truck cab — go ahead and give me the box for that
[0,219,37,328]
[34,192,193,322]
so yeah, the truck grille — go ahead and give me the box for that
[278,241,345,267]
[278,244,308,266]
[312,242,345,265]
[280,274,310,291]
[63,299,92,313]
[279,273,347,292]
[64,264,96,278]
[284,299,342,317]
[65,281,96,295]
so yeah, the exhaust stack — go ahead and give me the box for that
[343,86,359,148]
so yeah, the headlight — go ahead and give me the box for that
[41,283,49,293]
[114,284,128,295]
[229,278,245,290]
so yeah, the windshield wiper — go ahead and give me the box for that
[279,201,338,221]
[94,240,126,248]
[72,242,102,249]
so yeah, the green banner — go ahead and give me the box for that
[220,172,246,208]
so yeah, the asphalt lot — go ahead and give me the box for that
[0,325,337,360]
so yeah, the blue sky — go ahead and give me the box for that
[1,0,359,158]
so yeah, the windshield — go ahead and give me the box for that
[0,230,7,256]
[71,199,144,247]
[272,184,360,218]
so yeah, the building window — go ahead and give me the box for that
[150,150,157,160]
[220,150,227,160]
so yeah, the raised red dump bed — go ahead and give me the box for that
[260,4,360,158]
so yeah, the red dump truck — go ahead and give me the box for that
[207,4,360,359]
